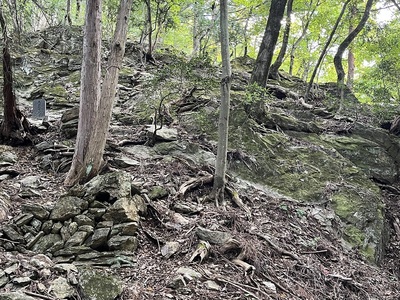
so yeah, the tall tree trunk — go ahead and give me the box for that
[250,0,287,87]
[64,0,133,186]
[0,4,31,145]
[65,0,72,25]
[213,0,231,205]
[191,1,200,57]
[346,3,357,89]
[270,0,293,80]
[64,0,103,186]
[289,0,319,76]
[243,7,252,57]
[334,0,374,111]
[144,0,153,59]
[304,0,351,101]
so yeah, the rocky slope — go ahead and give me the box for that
[0,25,400,299]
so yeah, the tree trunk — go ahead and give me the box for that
[250,0,287,87]
[144,0,153,59]
[304,0,351,101]
[65,0,72,25]
[64,0,103,186]
[64,0,133,187]
[270,0,293,80]
[334,0,374,97]
[289,0,319,76]
[191,1,200,57]
[213,0,231,205]
[0,5,31,145]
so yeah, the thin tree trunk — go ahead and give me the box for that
[304,0,351,101]
[64,0,133,186]
[145,0,153,58]
[334,0,374,112]
[243,7,252,57]
[270,0,293,80]
[192,1,200,57]
[213,0,231,205]
[250,0,287,87]
[64,0,103,186]
[0,4,31,144]
[93,0,134,175]
[65,0,72,25]
[289,0,319,75]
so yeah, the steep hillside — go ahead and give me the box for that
[0,26,400,300]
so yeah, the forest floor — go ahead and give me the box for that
[1,122,400,299]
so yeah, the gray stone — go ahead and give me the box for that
[41,220,54,234]
[68,222,79,235]
[204,280,221,291]
[176,267,202,280]
[20,175,41,189]
[111,222,138,236]
[74,214,95,226]
[0,147,17,165]
[107,235,137,251]
[32,233,62,253]
[2,225,25,243]
[65,231,89,247]
[30,254,54,269]
[87,228,110,249]
[61,106,79,123]
[30,218,42,232]
[50,276,75,299]
[161,241,180,259]
[61,225,71,241]
[148,186,169,200]
[195,226,232,245]
[87,207,106,219]
[79,270,123,300]
[53,263,78,274]
[102,197,139,224]
[12,276,31,286]
[32,98,46,119]
[14,213,34,226]
[53,246,92,256]
[79,225,94,233]
[97,221,113,228]
[146,125,178,141]
[167,275,186,289]
[113,156,140,168]
[0,292,37,300]
[83,171,132,203]
[21,203,50,220]
[47,240,65,254]
[26,231,45,249]
[61,119,79,138]
[50,196,88,221]
[52,222,63,233]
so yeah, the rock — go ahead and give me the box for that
[204,280,221,291]
[111,222,138,236]
[176,267,202,280]
[74,214,95,226]
[82,171,132,203]
[148,186,169,200]
[53,246,92,256]
[161,241,180,259]
[87,228,110,249]
[79,269,123,300]
[53,263,79,274]
[102,197,139,224]
[107,235,137,251]
[50,276,75,299]
[146,125,178,141]
[12,276,31,286]
[20,175,41,189]
[0,146,18,166]
[61,106,79,123]
[2,225,25,243]
[167,275,186,289]
[195,226,232,244]
[49,196,88,221]
[32,233,62,253]
[30,254,54,269]
[113,156,140,168]
[0,292,37,300]
[65,231,89,247]
[21,203,50,220]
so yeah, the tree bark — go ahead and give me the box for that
[0,4,31,145]
[213,0,231,205]
[334,0,374,90]
[304,0,351,101]
[64,0,133,187]
[270,0,293,80]
[64,0,103,186]
[250,0,287,87]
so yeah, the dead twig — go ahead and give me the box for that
[251,231,300,261]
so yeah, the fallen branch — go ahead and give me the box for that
[251,232,299,261]
[225,185,251,217]
[177,174,213,200]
